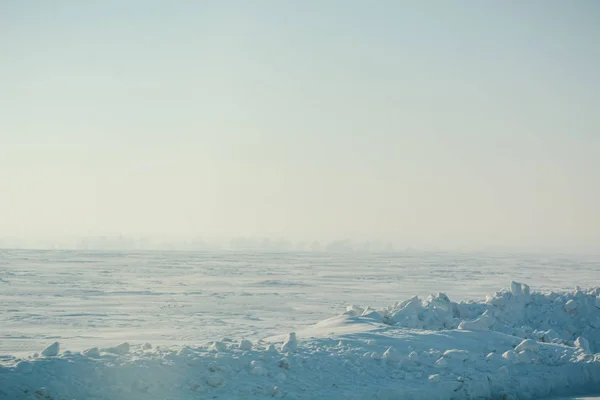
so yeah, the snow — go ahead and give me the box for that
[239,339,254,351]
[102,342,130,355]
[2,250,599,355]
[1,281,600,399]
[81,347,101,357]
[40,342,59,357]
[280,332,298,353]
[515,339,539,353]
[458,310,495,331]
[1,250,600,399]
[576,337,592,354]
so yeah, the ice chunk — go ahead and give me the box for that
[515,339,539,353]
[239,339,253,351]
[511,281,522,296]
[103,342,130,355]
[251,366,268,376]
[498,365,510,377]
[35,388,51,398]
[443,349,470,361]
[266,344,277,353]
[275,372,286,382]
[541,329,563,344]
[517,351,535,364]
[360,308,382,321]
[574,337,591,354]
[210,341,227,352]
[383,347,403,362]
[564,299,577,312]
[408,351,420,362]
[435,357,448,367]
[281,332,297,353]
[272,386,282,398]
[41,342,59,357]
[206,374,225,388]
[500,391,516,400]
[502,350,518,363]
[390,296,421,324]
[509,281,531,298]
[188,381,204,392]
[82,347,101,358]
[344,305,364,316]
[278,357,290,370]
[458,310,494,331]
[15,361,34,373]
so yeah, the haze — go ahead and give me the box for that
[1,1,599,252]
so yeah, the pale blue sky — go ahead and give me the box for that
[1,1,599,250]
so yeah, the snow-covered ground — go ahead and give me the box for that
[1,250,599,399]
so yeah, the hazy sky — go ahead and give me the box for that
[1,1,599,250]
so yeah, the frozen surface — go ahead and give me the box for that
[1,250,600,399]
[2,250,599,356]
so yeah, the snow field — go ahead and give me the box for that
[1,282,599,399]
[3,250,599,357]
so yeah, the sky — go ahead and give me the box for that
[1,1,599,251]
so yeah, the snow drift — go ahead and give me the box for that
[0,282,599,400]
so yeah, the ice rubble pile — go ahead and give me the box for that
[346,281,600,353]
[1,282,599,400]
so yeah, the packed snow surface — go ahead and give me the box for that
[1,276,600,399]
[0,253,600,400]
[2,250,599,356]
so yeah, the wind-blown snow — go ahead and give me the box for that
[2,250,599,357]
[1,282,599,400]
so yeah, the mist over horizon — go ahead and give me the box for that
[0,233,597,255]
[2,1,599,253]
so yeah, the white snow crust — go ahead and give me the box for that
[1,282,599,399]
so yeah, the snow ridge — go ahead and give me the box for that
[0,282,599,400]
[365,281,600,353]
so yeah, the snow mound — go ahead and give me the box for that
[369,281,600,353]
[0,282,599,400]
